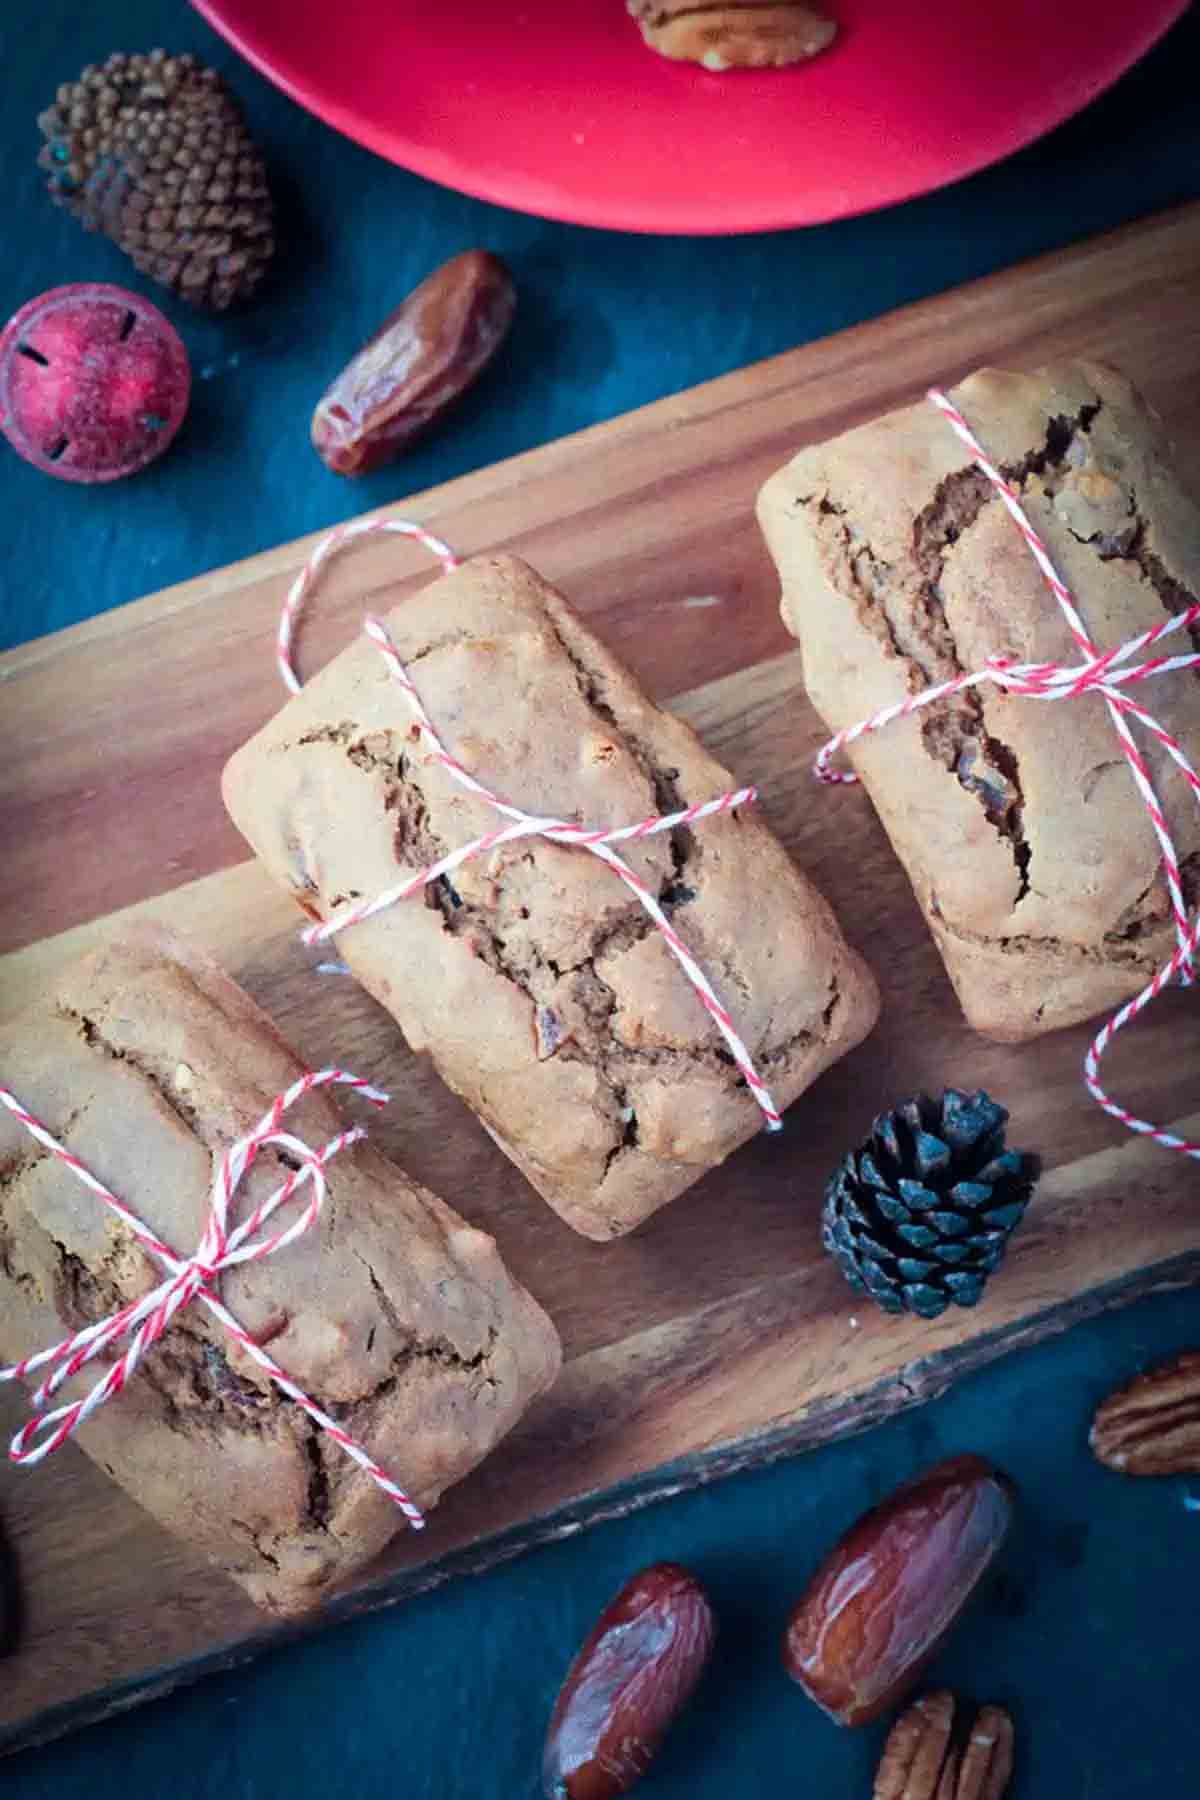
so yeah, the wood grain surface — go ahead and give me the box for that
[1,205,1199,1753]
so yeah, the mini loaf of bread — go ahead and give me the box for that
[0,929,561,1614]
[758,361,1200,1041]
[222,554,878,1239]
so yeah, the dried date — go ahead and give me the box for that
[543,1562,715,1799]
[783,1454,1015,1727]
[311,250,515,474]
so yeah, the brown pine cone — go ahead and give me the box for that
[37,50,273,311]
[875,1692,1015,1800]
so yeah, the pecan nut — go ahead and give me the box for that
[875,1691,955,1799]
[875,1693,1014,1800]
[956,1706,1015,1800]
[628,1,836,69]
[1090,1350,1200,1476]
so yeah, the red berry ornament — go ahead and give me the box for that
[0,284,190,482]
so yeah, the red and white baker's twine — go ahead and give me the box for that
[817,389,1200,1159]
[278,517,462,695]
[0,1070,426,1528]
[279,520,783,1130]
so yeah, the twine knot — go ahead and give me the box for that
[0,1069,426,1528]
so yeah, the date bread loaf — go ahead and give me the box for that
[0,928,561,1614]
[222,553,879,1239]
[757,361,1200,1041]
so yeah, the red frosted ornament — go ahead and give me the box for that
[0,284,190,482]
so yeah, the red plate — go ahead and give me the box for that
[193,0,1187,234]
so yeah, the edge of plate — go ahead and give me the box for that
[189,2,1189,235]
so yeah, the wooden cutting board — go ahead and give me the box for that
[2,204,1200,1754]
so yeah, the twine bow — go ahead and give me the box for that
[817,389,1200,1158]
[0,1069,425,1526]
[278,521,783,1130]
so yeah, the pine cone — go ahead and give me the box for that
[37,50,273,311]
[823,1090,1036,1320]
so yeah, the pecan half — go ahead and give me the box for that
[875,1691,954,1800]
[628,1,836,70]
[1090,1350,1200,1476]
[956,1707,1015,1800]
[875,1693,1014,1800]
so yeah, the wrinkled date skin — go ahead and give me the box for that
[311,249,515,474]
[783,1454,1015,1727]
[543,1563,716,1800]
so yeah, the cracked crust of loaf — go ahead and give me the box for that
[757,361,1200,1041]
[222,554,878,1239]
[628,1,836,69]
[0,926,561,1614]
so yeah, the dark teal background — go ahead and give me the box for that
[2,5,1200,1795]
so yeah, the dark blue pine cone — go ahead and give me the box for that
[823,1090,1038,1319]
